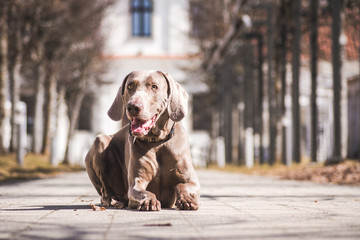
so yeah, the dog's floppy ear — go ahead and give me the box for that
[107,73,130,121]
[160,71,188,122]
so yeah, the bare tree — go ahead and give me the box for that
[62,45,104,164]
[21,1,54,154]
[189,0,246,100]
[0,1,9,154]
[0,0,114,162]
[19,0,113,157]
[59,0,112,163]
[7,1,23,152]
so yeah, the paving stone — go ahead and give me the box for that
[0,170,359,239]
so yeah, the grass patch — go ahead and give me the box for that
[0,153,84,183]
[207,160,360,185]
[206,162,301,176]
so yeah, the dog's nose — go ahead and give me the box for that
[127,102,143,115]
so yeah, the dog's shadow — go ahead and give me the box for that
[2,204,178,211]
[2,204,92,211]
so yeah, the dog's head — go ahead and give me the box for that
[107,70,188,137]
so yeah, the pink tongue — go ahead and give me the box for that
[131,116,156,136]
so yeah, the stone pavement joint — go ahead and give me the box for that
[0,170,360,239]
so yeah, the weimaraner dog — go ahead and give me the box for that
[85,70,200,211]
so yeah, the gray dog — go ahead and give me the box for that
[85,70,200,211]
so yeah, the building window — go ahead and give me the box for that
[78,94,93,131]
[131,0,153,37]
[192,94,212,131]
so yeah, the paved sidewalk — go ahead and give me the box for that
[0,170,359,240]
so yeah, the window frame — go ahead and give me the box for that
[130,0,153,37]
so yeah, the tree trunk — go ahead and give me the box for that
[8,55,21,153]
[8,2,22,152]
[276,0,289,165]
[63,90,86,165]
[30,9,47,154]
[32,62,45,154]
[310,0,318,163]
[0,3,9,154]
[267,3,276,165]
[291,0,301,164]
[326,0,343,165]
[41,69,57,155]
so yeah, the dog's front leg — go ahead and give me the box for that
[175,177,200,210]
[127,150,161,211]
[128,177,161,211]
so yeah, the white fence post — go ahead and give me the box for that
[15,102,27,167]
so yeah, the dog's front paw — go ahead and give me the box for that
[101,197,127,209]
[129,192,161,211]
[137,195,161,211]
[110,198,127,209]
[176,194,199,210]
[101,196,112,207]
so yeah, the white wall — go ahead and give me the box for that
[95,0,202,136]
[101,0,198,57]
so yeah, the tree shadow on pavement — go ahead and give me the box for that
[1,204,92,211]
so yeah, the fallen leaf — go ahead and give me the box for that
[143,223,172,227]
[90,204,97,211]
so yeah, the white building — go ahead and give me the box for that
[68,0,209,167]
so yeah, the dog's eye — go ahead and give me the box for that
[151,85,158,91]
[127,84,134,90]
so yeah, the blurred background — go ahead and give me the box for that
[0,0,359,172]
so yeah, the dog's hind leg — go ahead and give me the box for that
[85,134,111,197]
[85,133,129,208]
